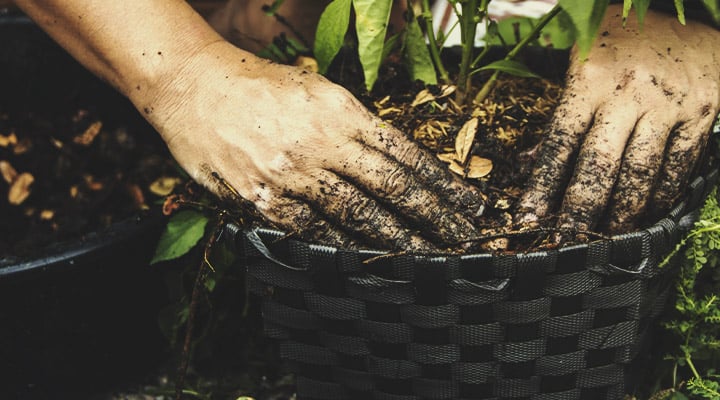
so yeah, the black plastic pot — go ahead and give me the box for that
[0,13,169,398]
[232,167,719,398]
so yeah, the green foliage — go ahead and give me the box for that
[353,0,394,90]
[557,0,609,59]
[675,0,687,24]
[662,187,720,398]
[624,0,652,26]
[151,210,209,264]
[314,0,352,74]
[401,7,437,85]
[484,14,576,49]
[474,59,540,78]
[702,0,720,24]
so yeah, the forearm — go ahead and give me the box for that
[14,0,226,100]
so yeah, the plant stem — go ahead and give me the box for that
[420,0,449,83]
[175,254,209,400]
[473,4,562,104]
[456,0,486,103]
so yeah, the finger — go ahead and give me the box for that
[556,106,638,233]
[255,194,360,249]
[333,140,480,246]
[650,115,716,217]
[515,96,594,225]
[362,123,486,221]
[296,170,437,251]
[602,114,674,234]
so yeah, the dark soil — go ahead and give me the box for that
[0,98,181,259]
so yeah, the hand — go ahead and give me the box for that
[146,41,485,250]
[517,5,720,236]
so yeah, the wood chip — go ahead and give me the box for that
[8,172,34,205]
[0,132,17,148]
[13,138,32,155]
[0,160,17,184]
[455,117,478,164]
[73,121,103,146]
[40,209,55,220]
[149,176,181,196]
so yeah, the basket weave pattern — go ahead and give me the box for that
[234,170,718,400]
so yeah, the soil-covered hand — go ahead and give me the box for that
[150,41,485,250]
[517,5,720,236]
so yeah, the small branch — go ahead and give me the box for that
[473,5,562,104]
[174,257,207,400]
[419,0,449,83]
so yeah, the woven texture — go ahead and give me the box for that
[232,169,718,400]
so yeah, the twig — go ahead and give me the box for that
[174,255,207,400]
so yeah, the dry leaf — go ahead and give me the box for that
[411,89,435,107]
[448,160,465,176]
[8,172,34,205]
[454,117,478,164]
[439,85,456,98]
[437,152,456,163]
[162,193,181,216]
[0,160,17,184]
[410,85,457,108]
[294,56,318,73]
[466,156,493,179]
[0,132,17,148]
[149,176,181,196]
[73,121,103,146]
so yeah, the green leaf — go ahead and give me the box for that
[622,0,632,21]
[701,0,720,24]
[402,16,437,85]
[674,0,686,25]
[314,0,352,74]
[476,59,541,79]
[353,0,393,90]
[558,0,610,58]
[151,210,209,264]
[632,0,652,26]
[485,15,575,50]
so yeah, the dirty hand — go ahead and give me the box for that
[517,5,720,236]
[154,42,484,250]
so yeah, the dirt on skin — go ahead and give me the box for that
[353,71,566,251]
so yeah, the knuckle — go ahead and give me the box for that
[344,196,380,226]
[378,166,412,200]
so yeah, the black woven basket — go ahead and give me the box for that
[229,168,718,400]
